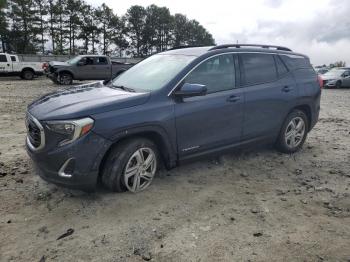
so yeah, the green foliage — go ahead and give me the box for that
[329,61,346,68]
[1,1,215,56]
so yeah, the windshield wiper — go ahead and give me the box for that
[111,85,135,92]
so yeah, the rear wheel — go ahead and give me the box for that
[22,70,34,80]
[59,73,73,85]
[101,138,159,193]
[276,110,308,153]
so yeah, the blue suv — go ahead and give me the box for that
[26,44,322,192]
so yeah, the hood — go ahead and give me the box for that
[321,74,340,80]
[28,81,150,120]
[49,61,69,67]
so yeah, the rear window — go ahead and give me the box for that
[241,53,277,85]
[0,55,7,62]
[280,54,311,70]
[95,57,108,65]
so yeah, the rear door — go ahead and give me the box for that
[93,57,111,80]
[239,53,297,141]
[0,54,11,73]
[175,53,244,157]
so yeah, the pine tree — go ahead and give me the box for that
[125,5,147,57]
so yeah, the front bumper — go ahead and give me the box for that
[26,131,112,191]
[46,72,57,81]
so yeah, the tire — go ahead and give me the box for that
[22,70,34,80]
[58,72,73,85]
[276,110,309,153]
[335,81,342,89]
[101,138,159,193]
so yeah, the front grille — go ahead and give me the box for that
[26,113,44,150]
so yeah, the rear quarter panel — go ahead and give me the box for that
[291,68,321,128]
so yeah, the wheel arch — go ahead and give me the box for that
[98,128,177,178]
[289,104,312,131]
[56,69,74,79]
[21,67,35,73]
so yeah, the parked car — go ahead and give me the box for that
[0,53,44,80]
[45,55,134,85]
[26,44,321,192]
[315,68,329,75]
[321,67,350,88]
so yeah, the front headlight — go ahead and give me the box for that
[46,117,94,146]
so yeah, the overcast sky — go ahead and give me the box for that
[87,0,350,66]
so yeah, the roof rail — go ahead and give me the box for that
[168,45,205,50]
[209,44,292,52]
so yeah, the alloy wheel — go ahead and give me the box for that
[60,74,72,85]
[123,147,157,193]
[284,116,306,149]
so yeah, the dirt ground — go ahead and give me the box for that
[0,77,349,262]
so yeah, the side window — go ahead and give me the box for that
[95,57,108,65]
[185,54,235,94]
[280,54,311,70]
[275,55,288,76]
[10,56,16,62]
[241,53,277,85]
[0,55,7,62]
[85,57,94,65]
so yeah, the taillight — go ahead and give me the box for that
[42,62,48,70]
[317,75,323,89]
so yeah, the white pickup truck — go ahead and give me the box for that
[0,53,44,80]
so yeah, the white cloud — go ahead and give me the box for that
[86,0,350,65]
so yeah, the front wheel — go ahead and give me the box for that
[336,81,342,89]
[58,73,73,85]
[276,110,309,153]
[101,138,159,193]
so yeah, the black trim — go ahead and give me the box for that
[209,44,292,52]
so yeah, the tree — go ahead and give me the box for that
[95,3,115,54]
[7,0,40,53]
[66,0,82,54]
[186,20,215,46]
[33,0,48,53]
[111,15,129,57]
[125,5,147,57]
[144,5,173,54]
[173,13,189,47]
[331,61,346,68]
[0,2,215,56]
[0,0,8,51]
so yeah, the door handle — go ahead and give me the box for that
[282,86,293,92]
[7,64,10,67]
[227,95,241,102]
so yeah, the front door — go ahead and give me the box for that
[174,54,244,158]
[0,54,11,73]
[342,70,350,87]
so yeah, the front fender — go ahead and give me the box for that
[109,124,177,169]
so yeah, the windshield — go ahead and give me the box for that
[324,69,345,77]
[66,56,82,65]
[111,54,196,91]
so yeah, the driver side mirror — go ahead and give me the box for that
[174,83,207,97]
